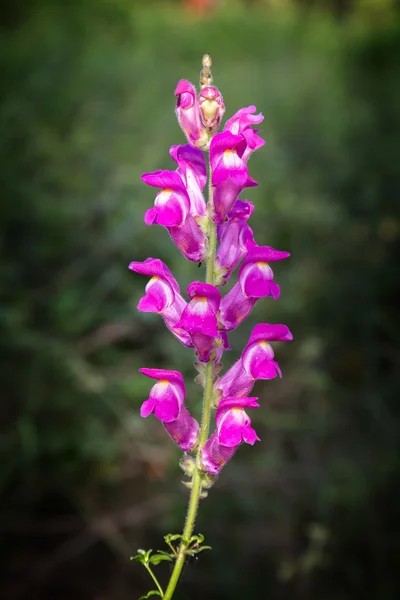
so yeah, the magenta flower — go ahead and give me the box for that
[199,432,236,475]
[142,170,190,227]
[169,144,207,217]
[214,199,257,285]
[175,80,209,150]
[139,368,185,422]
[142,169,207,262]
[163,407,200,453]
[219,245,290,330]
[215,323,293,400]
[139,368,199,452]
[224,105,265,163]
[216,396,260,446]
[174,281,222,362]
[199,86,225,132]
[210,131,258,225]
[201,396,260,474]
[129,258,192,347]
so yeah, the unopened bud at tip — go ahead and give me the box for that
[202,54,212,69]
[200,54,213,88]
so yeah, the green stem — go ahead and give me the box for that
[145,564,164,597]
[162,163,216,600]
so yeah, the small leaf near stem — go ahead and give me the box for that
[131,549,165,597]
[139,591,162,600]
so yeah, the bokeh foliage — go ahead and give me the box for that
[1,1,399,599]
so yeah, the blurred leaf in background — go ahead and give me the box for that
[0,1,399,599]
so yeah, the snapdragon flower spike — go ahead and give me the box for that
[169,144,207,217]
[175,80,210,150]
[142,169,206,262]
[210,131,258,224]
[219,245,290,331]
[215,199,257,286]
[199,86,225,132]
[215,323,293,400]
[174,281,221,363]
[200,397,260,474]
[139,368,199,452]
[224,105,265,163]
[129,258,191,347]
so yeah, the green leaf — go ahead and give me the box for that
[164,533,182,543]
[130,548,153,565]
[196,545,212,552]
[131,553,146,564]
[144,549,153,563]
[149,553,173,565]
[139,591,162,600]
[190,533,205,545]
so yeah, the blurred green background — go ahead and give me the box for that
[1,0,399,598]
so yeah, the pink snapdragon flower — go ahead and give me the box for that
[210,131,258,224]
[224,105,265,163]
[175,80,210,150]
[174,281,222,362]
[129,258,191,346]
[215,323,293,401]
[142,169,207,262]
[169,144,207,217]
[139,368,199,452]
[219,246,290,331]
[214,199,257,285]
[142,170,190,227]
[201,396,260,474]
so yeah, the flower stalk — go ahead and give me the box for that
[130,54,292,599]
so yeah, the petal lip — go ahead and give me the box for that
[153,396,180,423]
[141,169,187,192]
[218,424,243,447]
[138,367,185,388]
[240,263,275,299]
[128,258,180,293]
[242,426,260,445]
[224,105,264,133]
[174,79,196,97]
[247,323,293,343]
[217,396,260,416]
[140,397,156,418]
[186,281,221,305]
[144,207,158,225]
[247,359,281,381]
[240,246,290,271]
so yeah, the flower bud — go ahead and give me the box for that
[199,86,225,132]
[175,80,210,150]
[179,455,196,477]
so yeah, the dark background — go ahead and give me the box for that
[1,0,399,598]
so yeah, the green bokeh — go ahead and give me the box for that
[1,2,399,599]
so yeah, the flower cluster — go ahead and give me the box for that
[130,57,292,479]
